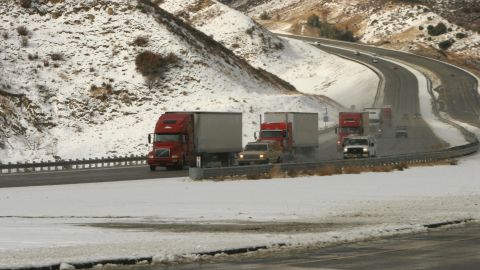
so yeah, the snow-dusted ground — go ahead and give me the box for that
[0,0,377,164]
[161,0,379,109]
[1,149,480,268]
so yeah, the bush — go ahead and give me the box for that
[428,22,447,36]
[259,11,271,20]
[135,51,179,76]
[418,25,424,30]
[133,36,149,47]
[2,32,8,39]
[245,26,254,36]
[17,26,29,36]
[50,53,64,61]
[19,0,31,8]
[456,32,467,39]
[307,15,320,28]
[438,39,455,50]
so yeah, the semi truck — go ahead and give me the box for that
[363,107,383,135]
[256,112,319,157]
[382,105,393,127]
[147,111,242,170]
[336,112,369,149]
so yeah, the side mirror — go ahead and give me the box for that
[370,143,375,147]
[335,127,338,134]
[254,131,258,140]
[282,131,287,138]
[148,134,152,143]
[182,135,187,144]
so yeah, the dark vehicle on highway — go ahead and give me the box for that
[395,126,408,138]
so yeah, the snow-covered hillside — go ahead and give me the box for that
[160,0,378,108]
[227,0,480,72]
[0,0,343,163]
[0,0,379,163]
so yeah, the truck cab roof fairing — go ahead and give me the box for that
[155,113,191,134]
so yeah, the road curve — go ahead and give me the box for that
[279,34,480,127]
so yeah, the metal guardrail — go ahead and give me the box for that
[189,140,479,180]
[0,155,146,174]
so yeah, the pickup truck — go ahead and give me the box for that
[238,141,282,165]
[343,136,377,159]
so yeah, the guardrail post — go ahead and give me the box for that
[8,162,11,174]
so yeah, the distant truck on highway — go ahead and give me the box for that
[336,112,369,149]
[382,105,393,127]
[343,135,377,159]
[363,107,383,135]
[256,112,319,158]
[147,112,242,170]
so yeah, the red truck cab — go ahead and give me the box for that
[258,122,292,152]
[147,113,193,170]
[336,112,369,149]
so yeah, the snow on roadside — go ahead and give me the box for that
[1,157,480,267]
[389,58,468,146]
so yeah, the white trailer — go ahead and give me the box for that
[264,112,319,149]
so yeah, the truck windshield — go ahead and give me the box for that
[245,144,268,151]
[260,130,283,138]
[338,127,360,133]
[345,139,368,145]
[154,134,182,142]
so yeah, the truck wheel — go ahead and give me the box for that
[149,165,156,171]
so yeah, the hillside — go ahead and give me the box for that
[224,0,480,75]
[0,0,327,163]
[160,0,379,109]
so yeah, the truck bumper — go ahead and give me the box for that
[238,160,268,165]
[147,158,181,167]
[343,153,369,159]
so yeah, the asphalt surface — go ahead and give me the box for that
[137,222,480,270]
[0,166,187,188]
[280,34,480,126]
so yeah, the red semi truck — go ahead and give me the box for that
[256,112,319,157]
[381,105,393,127]
[336,112,369,149]
[147,112,242,170]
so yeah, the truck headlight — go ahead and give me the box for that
[363,148,368,152]
[239,154,244,159]
[148,154,154,159]
[172,155,179,159]
[259,154,265,158]
[343,148,348,152]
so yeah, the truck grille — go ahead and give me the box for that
[347,148,364,155]
[155,148,170,158]
[243,154,259,159]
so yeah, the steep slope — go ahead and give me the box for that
[0,0,323,163]
[161,0,379,109]
[224,0,480,75]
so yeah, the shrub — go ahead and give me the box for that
[259,11,271,20]
[135,51,179,76]
[307,15,320,28]
[90,84,113,101]
[50,53,64,61]
[17,26,29,36]
[245,26,254,36]
[428,22,447,36]
[2,32,8,39]
[438,39,455,50]
[133,36,149,47]
[418,25,424,30]
[19,0,31,8]
[456,32,467,39]
[28,53,38,61]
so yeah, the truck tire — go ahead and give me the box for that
[149,165,156,171]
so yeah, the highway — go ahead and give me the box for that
[1,36,477,187]
[280,34,480,126]
[151,222,480,270]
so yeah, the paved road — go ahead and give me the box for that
[145,223,480,270]
[315,44,444,158]
[0,166,188,188]
[280,34,480,127]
